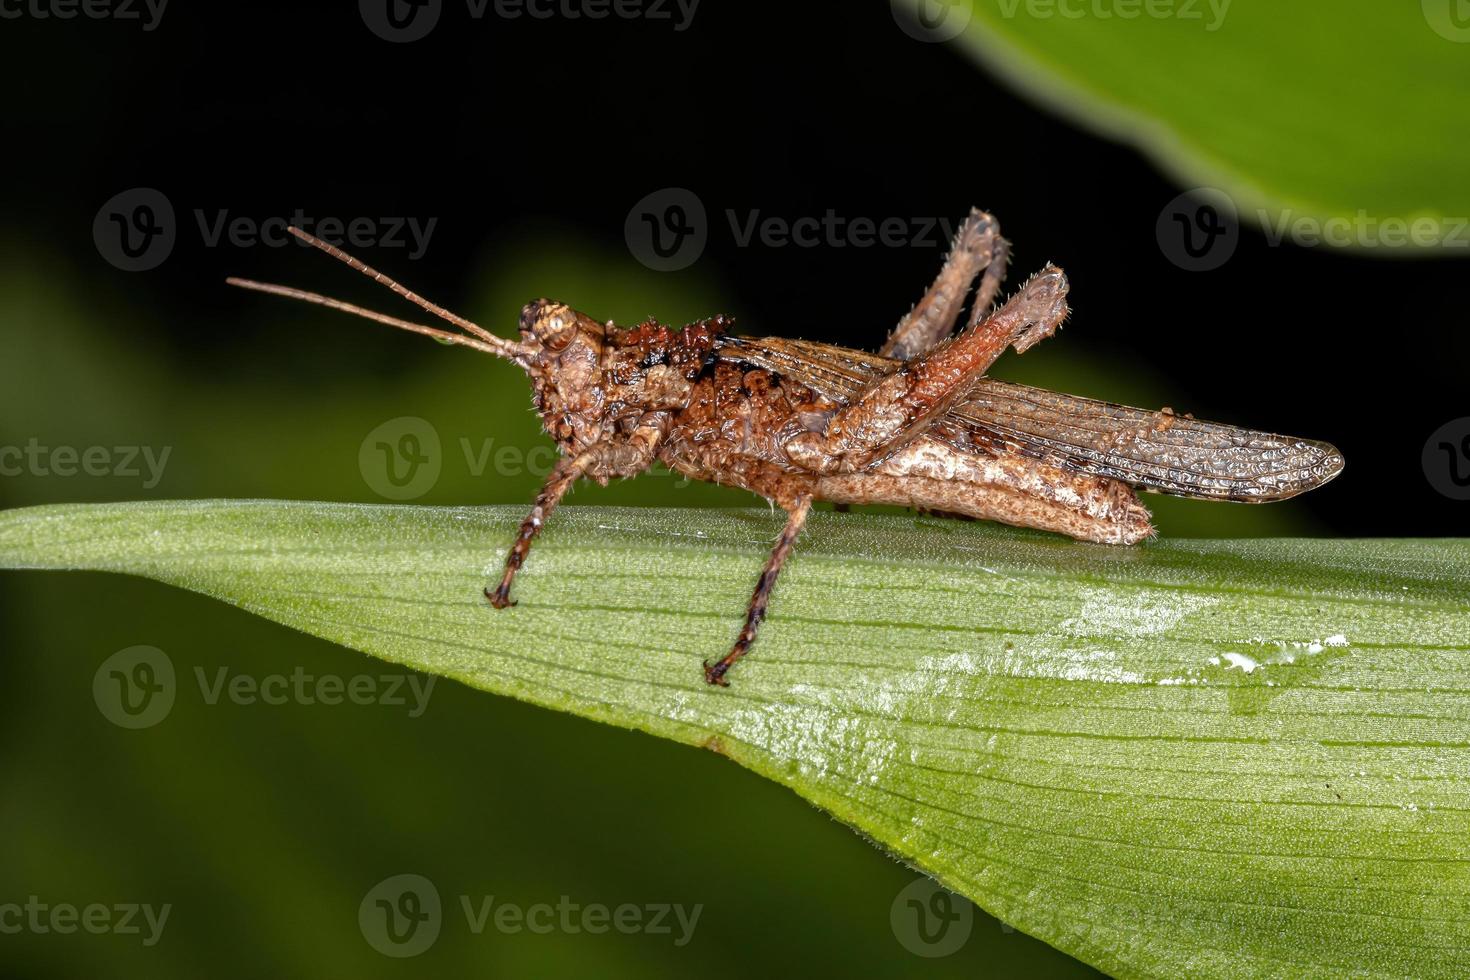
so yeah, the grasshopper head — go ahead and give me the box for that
[518,299,613,452]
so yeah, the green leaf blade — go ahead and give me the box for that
[924,0,1470,248]
[2,500,1468,978]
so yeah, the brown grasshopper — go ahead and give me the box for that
[228,210,1343,685]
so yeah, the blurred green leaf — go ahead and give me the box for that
[3,500,1468,977]
[913,0,1470,248]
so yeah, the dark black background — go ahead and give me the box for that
[5,0,1466,535]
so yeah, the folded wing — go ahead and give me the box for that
[716,335,1344,501]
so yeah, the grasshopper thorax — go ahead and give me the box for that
[517,299,730,457]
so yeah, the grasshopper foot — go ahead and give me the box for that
[485,585,517,609]
[703,657,734,687]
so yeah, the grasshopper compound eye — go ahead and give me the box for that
[520,299,578,352]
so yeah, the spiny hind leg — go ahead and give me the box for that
[787,264,1070,474]
[704,495,812,686]
[817,464,1154,546]
[881,209,1009,360]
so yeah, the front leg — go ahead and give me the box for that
[485,450,592,609]
[704,495,812,686]
[787,264,1070,474]
[487,418,666,608]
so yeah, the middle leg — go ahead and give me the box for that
[704,495,813,686]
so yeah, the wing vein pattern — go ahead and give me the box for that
[717,336,1344,501]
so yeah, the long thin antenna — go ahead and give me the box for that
[284,225,504,347]
[225,277,527,362]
